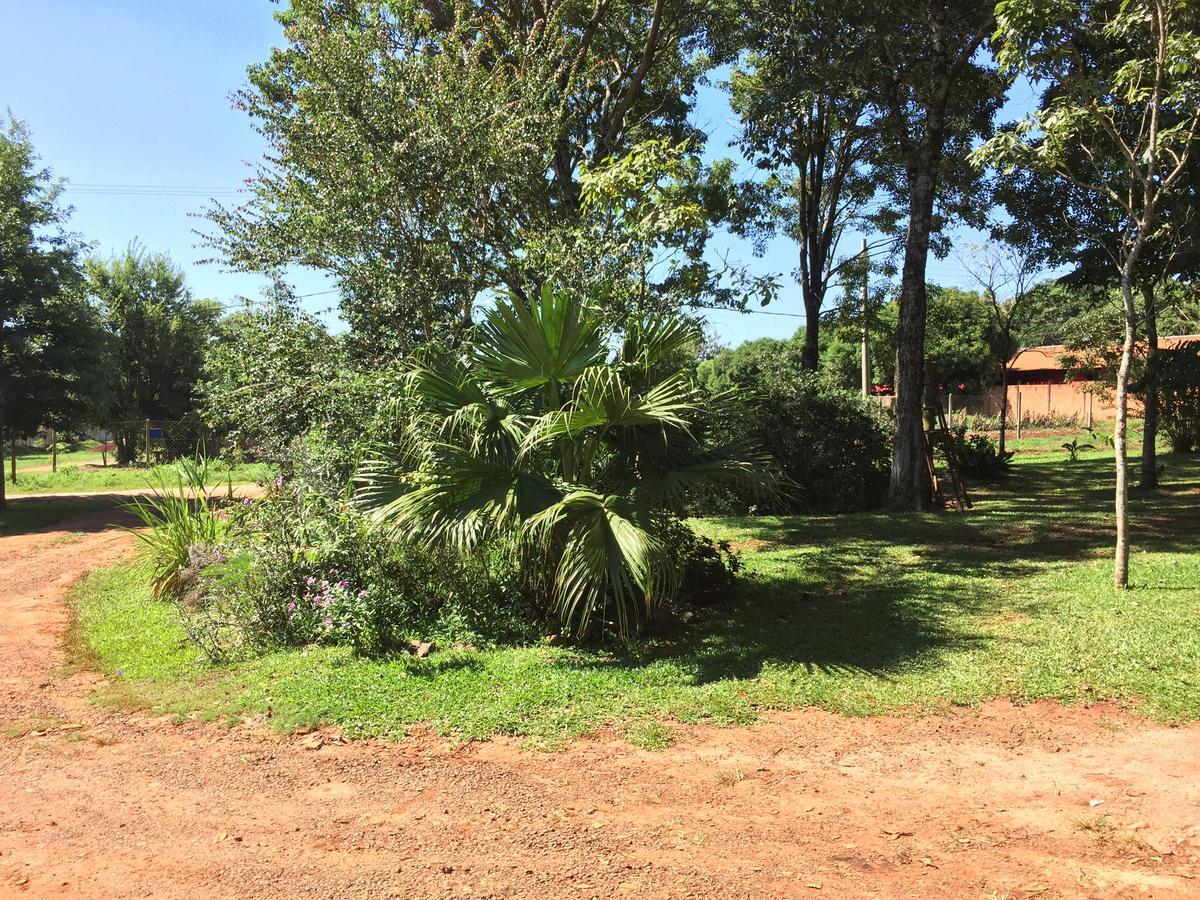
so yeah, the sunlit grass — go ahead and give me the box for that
[70,452,1200,746]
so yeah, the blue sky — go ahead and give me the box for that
[1,1,1027,347]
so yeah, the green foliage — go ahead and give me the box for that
[727,0,885,368]
[72,456,1200,741]
[948,427,1014,481]
[821,285,1003,391]
[0,116,106,455]
[663,518,741,608]
[84,245,218,461]
[357,284,774,637]
[697,336,890,512]
[200,299,352,461]
[205,1,741,354]
[123,458,228,601]
[1141,340,1200,452]
[201,475,540,660]
[1061,436,1096,462]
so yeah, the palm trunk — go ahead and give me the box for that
[1139,281,1159,489]
[1113,276,1138,589]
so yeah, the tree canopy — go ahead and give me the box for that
[0,116,106,505]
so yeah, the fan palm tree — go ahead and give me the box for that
[357,284,775,636]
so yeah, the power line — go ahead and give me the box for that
[62,182,242,198]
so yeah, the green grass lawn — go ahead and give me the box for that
[5,456,272,495]
[70,452,1200,748]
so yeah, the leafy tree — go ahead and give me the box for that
[824,285,1000,392]
[568,139,776,320]
[84,246,219,463]
[978,0,1200,587]
[865,0,1003,509]
[770,0,1002,507]
[960,240,1039,452]
[994,109,1200,487]
[697,336,891,512]
[727,0,886,371]
[0,116,105,506]
[1014,279,1112,347]
[206,0,740,357]
[200,298,346,461]
[1139,339,1200,452]
[356,285,774,637]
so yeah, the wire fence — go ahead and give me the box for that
[103,419,218,466]
[879,385,1121,434]
[942,387,1113,433]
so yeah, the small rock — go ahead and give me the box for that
[301,734,324,751]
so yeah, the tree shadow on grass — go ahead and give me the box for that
[0,495,136,535]
[558,456,1199,687]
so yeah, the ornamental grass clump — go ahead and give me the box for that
[123,457,227,601]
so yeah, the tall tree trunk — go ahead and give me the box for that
[801,280,821,371]
[1139,281,1159,489]
[1113,275,1139,589]
[888,159,938,509]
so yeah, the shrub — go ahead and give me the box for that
[357,285,775,638]
[1140,341,1200,454]
[123,458,228,601]
[664,519,741,608]
[948,427,1013,480]
[190,477,544,659]
[697,345,891,513]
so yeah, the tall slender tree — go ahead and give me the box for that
[867,0,1003,508]
[978,0,1200,587]
[728,0,886,371]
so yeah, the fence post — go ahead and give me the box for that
[1015,387,1023,439]
[50,428,57,473]
[144,419,151,467]
[947,393,954,428]
[1086,392,1093,430]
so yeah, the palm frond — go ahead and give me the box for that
[619,313,703,383]
[527,367,698,448]
[526,491,677,636]
[474,284,608,397]
[358,442,560,551]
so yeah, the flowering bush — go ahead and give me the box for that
[171,457,547,660]
[289,576,371,647]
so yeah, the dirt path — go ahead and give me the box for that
[2,513,1199,899]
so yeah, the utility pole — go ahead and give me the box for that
[860,238,870,398]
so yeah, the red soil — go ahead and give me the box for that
[2,510,1199,898]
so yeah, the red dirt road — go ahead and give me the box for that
[2,511,1199,898]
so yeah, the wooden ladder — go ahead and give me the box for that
[923,399,971,512]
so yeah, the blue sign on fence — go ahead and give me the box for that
[148,428,165,440]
